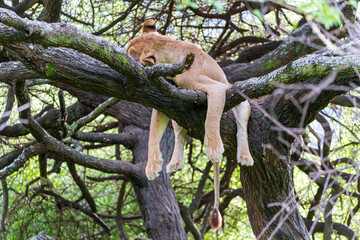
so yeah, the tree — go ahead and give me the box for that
[0,0,359,239]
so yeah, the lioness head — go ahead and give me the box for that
[127,19,158,67]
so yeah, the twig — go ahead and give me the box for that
[58,89,68,138]
[116,180,128,240]
[41,189,111,235]
[0,85,14,131]
[67,161,97,212]
[0,178,8,231]
[68,97,120,135]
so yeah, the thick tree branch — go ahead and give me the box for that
[226,51,360,111]
[0,61,40,84]
[14,0,38,15]
[37,0,62,23]
[0,16,359,130]
[0,7,144,81]
[73,131,138,149]
[1,41,359,126]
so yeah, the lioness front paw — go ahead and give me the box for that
[166,160,183,173]
[146,161,163,180]
[204,133,224,162]
[146,150,163,180]
[237,154,254,166]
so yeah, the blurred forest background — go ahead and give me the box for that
[0,0,360,239]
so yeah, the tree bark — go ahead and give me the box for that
[132,128,188,240]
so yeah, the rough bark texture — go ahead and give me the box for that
[132,128,188,240]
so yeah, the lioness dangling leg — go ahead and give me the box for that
[174,72,228,162]
[146,109,169,180]
[166,120,187,173]
[232,100,253,165]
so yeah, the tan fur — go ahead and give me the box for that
[127,20,254,229]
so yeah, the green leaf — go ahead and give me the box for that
[176,3,186,10]
[213,1,224,11]
[311,0,342,29]
[176,0,198,10]
[189,1,199,9]
[348,0,358,8]
[253,9,263,22]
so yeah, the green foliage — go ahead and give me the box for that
[252,9,263,22]
[263,59,281,70]
[348,0,358,8]
[176,0,199,10]
[45,62,56,78]
[306,0,342,29]
[206,0,224,12]
[176,0,224,11]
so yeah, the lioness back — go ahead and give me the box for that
[128,32,228,85]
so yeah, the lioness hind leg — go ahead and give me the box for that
[232,100,253,166]
[146,109,169,180]
[203,88,226,162]
[166,120,187,173]
[174,73,228,162]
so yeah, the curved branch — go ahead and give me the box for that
[179,202,202,240]
[225,51,360,111]
[14,0,38,15]
[303,218,358,240]
[0,7,144,81]
[331,94,360,107]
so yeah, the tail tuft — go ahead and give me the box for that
[210,207,222,230]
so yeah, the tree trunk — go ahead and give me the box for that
[240,100,310,239]
[132,128,188,240]
[57,86,187,239]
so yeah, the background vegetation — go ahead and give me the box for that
[0,0,359,239]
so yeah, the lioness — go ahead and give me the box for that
[127,20,253,229]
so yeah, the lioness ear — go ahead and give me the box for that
[142,19,157,34]
[141,54,156,67]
